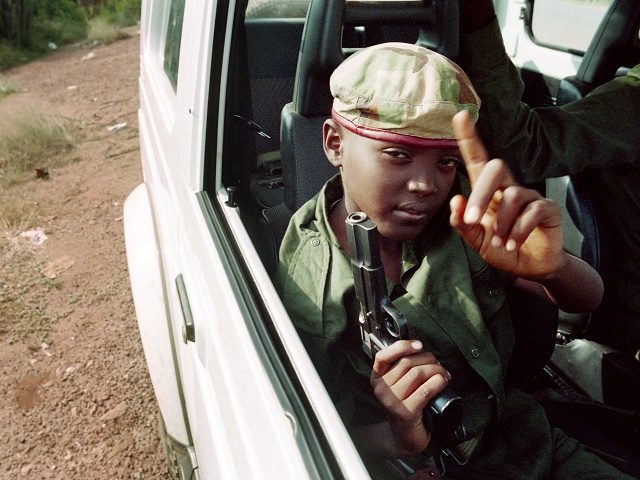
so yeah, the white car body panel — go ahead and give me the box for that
[127,0,371,477]
[123,183,190,444]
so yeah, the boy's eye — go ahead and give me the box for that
[383,149,410,160]
[438,156,461,168]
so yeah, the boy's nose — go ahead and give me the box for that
[407,177,437,196]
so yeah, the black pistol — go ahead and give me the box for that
[345,211,467,446]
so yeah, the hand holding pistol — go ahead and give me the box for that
[345,212,468,448]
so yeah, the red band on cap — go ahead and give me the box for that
[332,110,458,149]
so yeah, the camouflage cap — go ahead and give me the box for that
[330,42,480,148]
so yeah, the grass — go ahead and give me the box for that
[0,243,58,343]
[0,198,39,236]
[0,77,19,99]
[0,112,75,342]
[0,109,80,343]
[94,0,142,28]
[0,188,52,343]
[0,42,37,72]
[86,17,132,45]
[0,0,140,72]
[0,111,79,250]
[30,16,88,52]
[0,111,77,186]
[0,12,88,72]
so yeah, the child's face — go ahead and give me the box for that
[325,122,459,242]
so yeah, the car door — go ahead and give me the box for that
[130,0,371,478]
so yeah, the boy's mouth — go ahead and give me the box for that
[395,202,431,221]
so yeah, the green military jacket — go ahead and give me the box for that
[461,19,640,353]
[276,175,605,478]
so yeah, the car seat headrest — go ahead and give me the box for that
[281,0,461,212]
[293,0,460,117]
[576,0,640,87]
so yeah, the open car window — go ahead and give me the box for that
[527,0,613,53]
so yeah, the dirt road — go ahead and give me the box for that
[0,31,168,479]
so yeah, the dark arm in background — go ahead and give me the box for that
[459,0,640,184]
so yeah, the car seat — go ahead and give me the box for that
[263,0,461,266]
[225,10,306,270]
[556,0,640,106]
[278,0,460,213]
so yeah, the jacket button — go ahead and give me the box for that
[471,348,480,358]
[489,288,500,297]
[312,238,320,247]
[427,295,435,304]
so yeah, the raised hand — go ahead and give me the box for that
[370,340,451,455]
[450,110,565,279]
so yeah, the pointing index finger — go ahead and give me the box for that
[452,110,490,185]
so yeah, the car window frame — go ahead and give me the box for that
[197,1,367,478]
[522,0,614,56]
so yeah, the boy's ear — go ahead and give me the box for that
[323,119,343,168]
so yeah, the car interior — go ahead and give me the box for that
[551,0,640,340]
[216,0,640,476]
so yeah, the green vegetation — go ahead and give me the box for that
[92,0,142,28]
[0,43,31,71]
[0,196,39,239]
[86,0,142,45]
[0,0,141,71]
[0,111,77,186]
[0,112,76,344]
[0,0,88,66]
[0,76,19,98]
[87,16,131,45]
[0,242,59,343]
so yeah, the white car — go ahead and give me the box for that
[123,0,640,478]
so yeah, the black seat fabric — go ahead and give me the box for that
[506,284,559,383]
[236,17,306,273]
[245,18,305,157]
[280,105,334,211]
[566,175,611,286]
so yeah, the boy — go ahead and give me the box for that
[277,42,628,478]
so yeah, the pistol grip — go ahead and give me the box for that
[429,388,467,444]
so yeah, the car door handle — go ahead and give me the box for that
[175,274,195,343]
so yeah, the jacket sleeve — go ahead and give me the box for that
[460,18,640,184]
